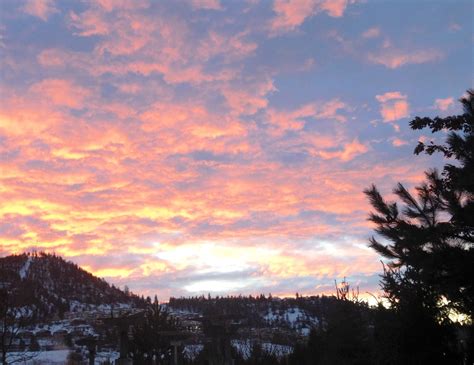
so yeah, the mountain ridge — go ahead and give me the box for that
[0,252,145,321]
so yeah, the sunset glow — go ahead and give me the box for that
[0,0,471,299]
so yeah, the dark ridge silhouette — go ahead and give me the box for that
[0,251,146,321]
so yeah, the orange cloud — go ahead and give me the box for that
[81,265,135,279]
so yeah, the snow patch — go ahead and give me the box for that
[232,340,293,359]
[95,350,120,364]
[19,257,32,279]
[264,307,318,335]
[7,350,69,364]
[183,345,204,360]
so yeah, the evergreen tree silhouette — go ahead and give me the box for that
[365,89,474,364]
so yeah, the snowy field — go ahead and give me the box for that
[6,350,69,364]
[7,350,119,364]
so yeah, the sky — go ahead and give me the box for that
[0,0,472,300]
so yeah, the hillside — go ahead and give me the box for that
[0,252,145,320]
[0,253,377,364]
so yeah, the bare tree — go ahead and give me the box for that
[0,284,36,365]
[334,277,359,302]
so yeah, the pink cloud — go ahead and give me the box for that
[320,0,352,17]
[300,58,316,71]
[191,0,223,10]
[164,65,237,85]
[434,97,454,111]
[37,4,257,98]
[448,23,461,32]
[0,94,66,137]
[376,91,409,122]
[0,101,422,295]
[270,0,355,33]
[267,99,347,134]
[37,49,69,67]
[197,30,258,62]
[362,27,380,39]
[69,9,110,36]
[29,79,91,109]
[223,78,276,116]
[391,138,408,147]
[313,99,347,121]
[3,0,449,299]
[95,17,156,56]
[139,101,249,155]
[100,102,137,119]
[368,48,443,69]
[318,139,369,161]
[116,83,141,94]
[68,2,151,51]
[140,102,208,131]
[61,8,248,87]
[95,0,150,12]
[375,91,405,103]
[271,0,317,32]
[204,31,257,60]
[21,0,58,21]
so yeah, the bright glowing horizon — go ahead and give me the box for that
[0,0,472,299]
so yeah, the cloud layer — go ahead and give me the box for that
[0,0,471,299]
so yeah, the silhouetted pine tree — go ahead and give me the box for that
[365,89,474,364]
[129,296,179,362]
